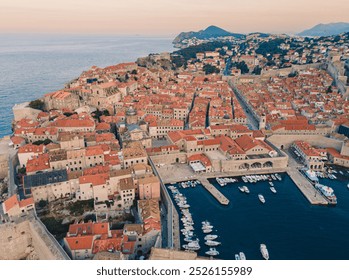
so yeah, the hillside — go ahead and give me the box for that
[173,25,245,44]
[298,22,349,37]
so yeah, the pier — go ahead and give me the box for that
[200,178,230,205]
[287,168,328,205]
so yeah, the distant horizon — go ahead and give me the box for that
[1,0,349,35]
[1,21,349,38]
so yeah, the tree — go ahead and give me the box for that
[252,65,262,75]
[29,99,44,110]
[33,139,52,145]
[236,61,249,74]
[38,199,48,208]
[288,71,298,78]
[203,64,220,75]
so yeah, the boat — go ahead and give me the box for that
[235,254,240,260]
[239,252,246,260]
[270,187,277,194]
[205,240,221,246]
[304,169,319,183]
[184,237,198,243]
[315,183,337,204]
[243,186,250,193]
[260,244,269,260]
[271,174,276,180]
[205,248,219,256]
[202,224,213,230]
[203,228,212,234]
[242,176,248,183]
[258,194,265,203]
[347,183,349,190]
[269,181,274,187]
[204,235,218,240]
[238,186,245,193]
[275,174,282,181]
[183,243,200,251]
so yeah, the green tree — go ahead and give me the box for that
[38,199,48,208]
[236,61,249,74]
[252,65,262,75]
[203,64,220,75]
[33,139,52,145]
[29,99,45,110]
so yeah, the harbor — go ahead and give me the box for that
[165,170,349,260]
[200,178,229,205]
[287,168,328,205]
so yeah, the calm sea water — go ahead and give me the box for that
[0,34,174,137]
[168,171,349,260]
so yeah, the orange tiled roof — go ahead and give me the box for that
[3,194,19,212]
[65,236,94,251]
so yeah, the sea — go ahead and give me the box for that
[0,34,174,138]
[167,171,349,260]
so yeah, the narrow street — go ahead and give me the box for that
[230,83,259,130]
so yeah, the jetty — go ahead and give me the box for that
[287,168,328,205]
[200,178,230,205]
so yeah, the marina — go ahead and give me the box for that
[166,170,349,260]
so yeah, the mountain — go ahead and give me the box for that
[298,22,349,37]
[173,25,245,44]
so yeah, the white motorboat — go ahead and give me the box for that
[238,186,245,193]
[239,252,246,260]
[204,235,218,240]
[304,169,319,182]
[315,183,337,204]
[258,194,266,203]
[235,254,240,260]
[205,240,221,246]
[260,244,269,260]
[269,181,274,187]
[184,237,198,243]
[203,228,212,234]
[202,224,213,230]
[243,186,250,193]
[183,243,200,251]
[205,248,219,256]
[270,187,277,194]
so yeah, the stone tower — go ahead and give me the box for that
[259,114,266,130]
[125,106,137,124]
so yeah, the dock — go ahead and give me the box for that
[287,168,328,205]
[200,178,230,205]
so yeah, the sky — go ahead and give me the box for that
[1,0,349,36]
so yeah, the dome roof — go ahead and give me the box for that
[126,106,137,116]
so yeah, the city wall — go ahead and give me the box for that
[0,216,70,260]
[267,134,343,150]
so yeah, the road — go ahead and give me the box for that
[230,83,259,130]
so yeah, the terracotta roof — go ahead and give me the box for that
[3,194,19,212]
[79,173,109,186]
[18,197,34,208]
[18,144,44,154]
[120,178,135,191]
[188,153,212,167]
[65,236,94,251]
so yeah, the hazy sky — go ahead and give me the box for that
[1,0,349,35]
